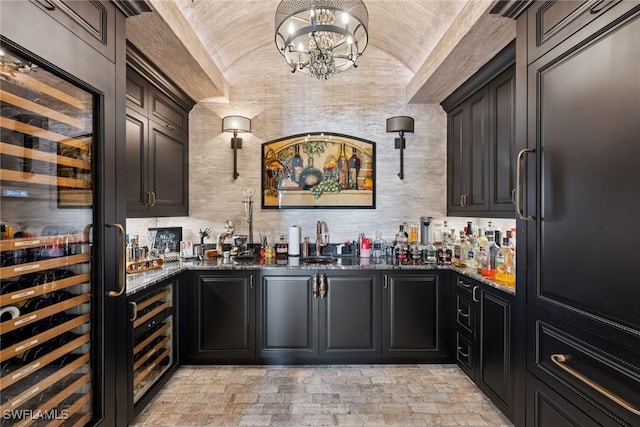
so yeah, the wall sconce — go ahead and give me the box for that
[386,116,414,180]
[222,115,251,180]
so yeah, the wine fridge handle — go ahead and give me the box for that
[107,223,126,297]
[516,148,536,221]
[129,301,138,322]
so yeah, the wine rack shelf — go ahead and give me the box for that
[130,284,174,406]
[1,44,94,425]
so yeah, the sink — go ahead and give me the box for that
[300,256,337,264]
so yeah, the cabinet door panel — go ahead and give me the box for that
[150,89,188,136]
[466,88,489,211]
[479,290,511,407]
[383,273,447,359]
[530,13,640,332]
[149,123,188,216]
[259,274,317,358]
[447,106,466,212]
[320,273,380,358]
[125,110,149,213]
[197,275,253,353]
[490,66,516,211]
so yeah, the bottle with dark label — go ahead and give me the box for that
[337,143,349,190]
[348,147,360,189]
[290,144,304,183]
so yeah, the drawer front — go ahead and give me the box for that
[526,0,639,63]
[527,372,603,426]
[455,274,476,299]
[455,330,474,378]
[149,88,188,136]
[456,294,474,334]
[528,309,640,426]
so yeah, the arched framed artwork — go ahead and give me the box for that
[262,132,375,209]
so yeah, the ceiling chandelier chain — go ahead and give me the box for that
[275,0,369,80]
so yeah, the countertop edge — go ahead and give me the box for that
[125,260,516,296]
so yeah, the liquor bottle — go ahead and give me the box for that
[452,233,466,267]
[275,235,288,260]
[372,232,384,259]
[394,228,408,261]
[481,232,498,278]
[495,237,516,286]
[291,144,304,182]
[337,143,349,190]
[465,221,473,237]
[423,242,437,265]
[486,221,495,242]
[462,236,476,270]
[347,147,360,189]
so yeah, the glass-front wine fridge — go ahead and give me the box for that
[0,42,109,425]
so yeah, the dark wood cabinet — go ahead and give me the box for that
[257,271,317,360]
[446,88,490,214]
[184,271,255,361]
[453,273,514,421]
[319,270,381,360]
[382,271,449,361]
[125,45,193,218]
[257,270,381,362]
[511,2,640,425]
[443,42,516,218]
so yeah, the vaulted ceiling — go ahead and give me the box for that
[126,0,515,104]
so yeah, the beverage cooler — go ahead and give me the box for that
[0,30,124,426]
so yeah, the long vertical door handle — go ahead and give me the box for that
[516,148,536,221]
[312,274,318,298]
[107,223,126,297]
[319,274,327,298]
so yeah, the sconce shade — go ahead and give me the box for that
[222,115,251,134]
[386,116,414,133]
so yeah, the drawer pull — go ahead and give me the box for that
[551,354,640,416]
[457,346,469,358]
[458,279,472,289]
[472,285,479,303]
[590,0,615,14]
[457,309,469,318]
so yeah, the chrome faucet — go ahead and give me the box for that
[315,220,328,256]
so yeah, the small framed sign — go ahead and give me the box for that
[149,227,182,253]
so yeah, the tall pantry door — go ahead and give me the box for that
[0,11,125,426]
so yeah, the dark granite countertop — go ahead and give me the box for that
[125,256,516,296]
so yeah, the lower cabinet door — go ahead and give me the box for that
[478,287,513,415]
[186,271,255,361]
[257,272,318,360]
[382,272,448,360]
[319,271,381,360]
[527,373,603,427]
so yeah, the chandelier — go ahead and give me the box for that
[275,0,369,80]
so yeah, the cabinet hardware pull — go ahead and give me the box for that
[516,148,535,221]
[457,309,469,318]
[472,286,479,303]
[146,191,152,206]
[511,188,516,205]
[464,194,469,206]
[130,301,138,322]
[458,279,471,289]
[107,223,126,297]
[166,124,176,131]
[35,0,56,10]
[551,354,640,416]
[383,275,388,289]
[590,0,614,14]
[150,191,157,206]
[457,346,469,358]
[460,194,465,207]
[319,274,327,298]
[312,275,318,298]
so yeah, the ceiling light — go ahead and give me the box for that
[275,0,369,80]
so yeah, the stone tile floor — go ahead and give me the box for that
[131,364,513,426]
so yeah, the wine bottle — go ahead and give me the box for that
[347,147,360,189]
[337,143,349,190]
[290,144,304,183]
